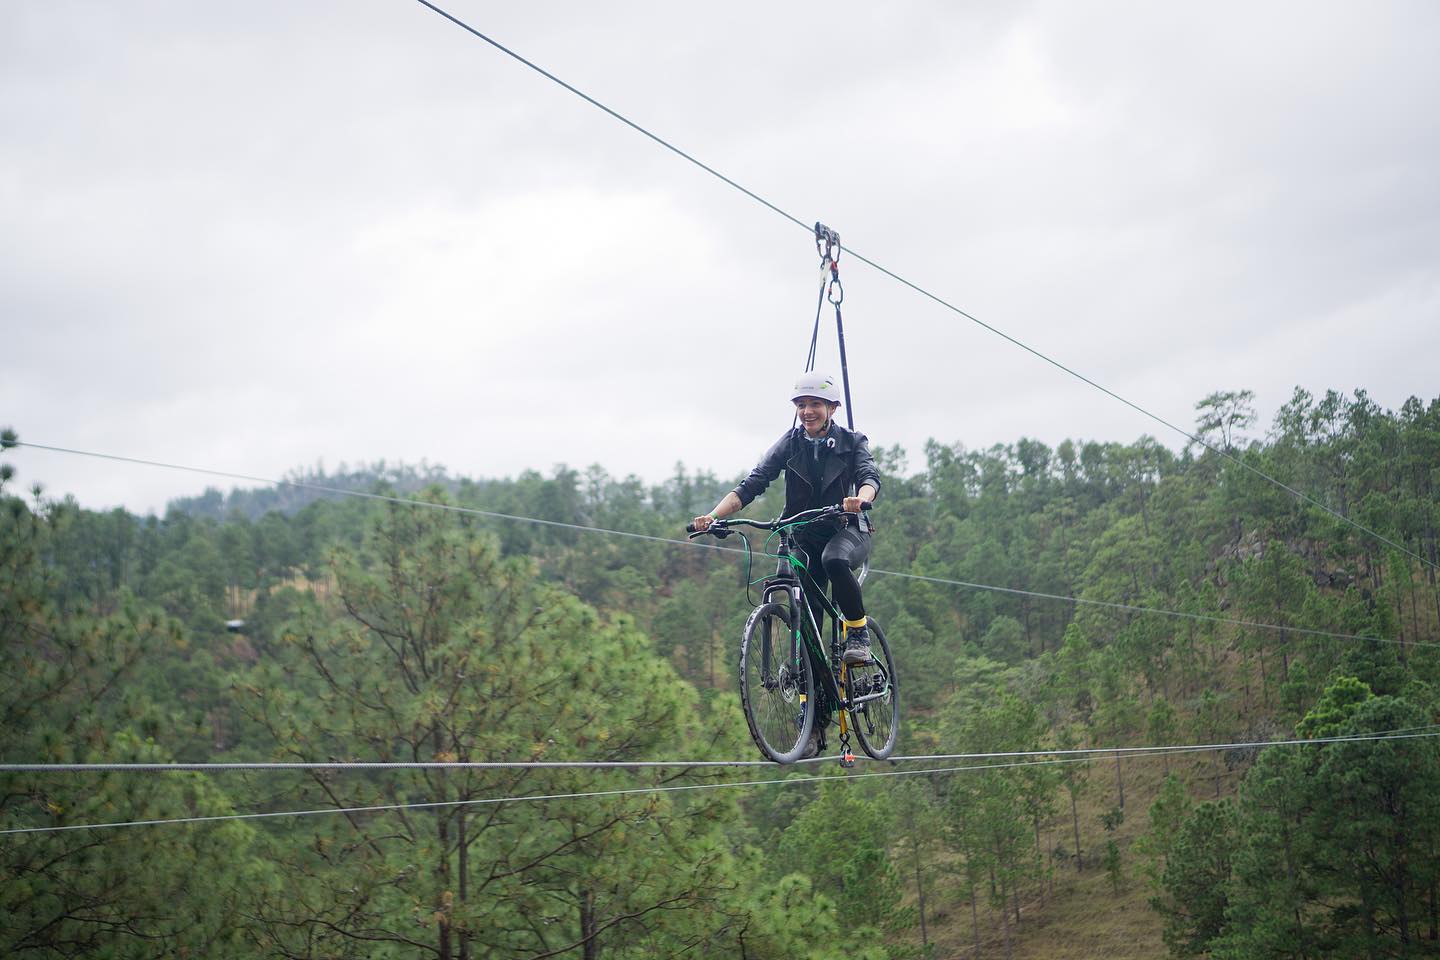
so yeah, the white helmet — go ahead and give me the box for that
[790,371,842,404]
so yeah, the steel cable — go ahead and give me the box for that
[406,0,1436,573]
[6,725,1437,774]
[12,440,1433,649]
[6,728,1438,835]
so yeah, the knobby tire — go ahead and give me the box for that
[847,616,899,759]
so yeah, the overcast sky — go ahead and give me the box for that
[4,1,1437,515]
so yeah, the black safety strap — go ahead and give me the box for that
[813,222,854,430]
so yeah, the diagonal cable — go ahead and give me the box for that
[406,0,1435,573]
[869,568,1434,649]
[12,440,1430,648]
[0,754,1100,835]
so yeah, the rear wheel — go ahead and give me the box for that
[847,616,898,760]
[739,601,815,764]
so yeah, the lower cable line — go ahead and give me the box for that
[7,725,1440,774]
[0,750,1271,837]
[5,728,1437,836]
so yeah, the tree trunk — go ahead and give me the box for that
[1394,836,1411,947]
[1408,573,1421,653]
[1257,645,1269,710]
[581,888,600,960]
[436,732,453,960]
[999,881,1014,960]
[1281,825,1306,959]
[458,803,470,960]
[1033,816,1045,907]
[1113,750,1125,811]
[970,880,981,958]
[1279,631,1290,686]
[1393,582,1408,660]
[437,810,452,960]
[1070,786,1082,871]
[1428,866,1437,941]
[906,804,929,951]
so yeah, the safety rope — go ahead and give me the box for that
[814,223,855,429]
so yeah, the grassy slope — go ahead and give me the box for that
[899,752,1234,959]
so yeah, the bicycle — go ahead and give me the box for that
[687,503,899,765]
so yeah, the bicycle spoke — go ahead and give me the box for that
[848,617,898,759]
[740,602,814,763]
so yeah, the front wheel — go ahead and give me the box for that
[847,616,899,760]
[739,602,815,764]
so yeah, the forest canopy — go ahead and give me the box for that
[3,386,1438,958]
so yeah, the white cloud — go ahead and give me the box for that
[3,0,1437,514]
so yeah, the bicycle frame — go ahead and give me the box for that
[688,502,891,760]
[762,526,890,719]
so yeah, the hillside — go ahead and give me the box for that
[3,386,1438,958]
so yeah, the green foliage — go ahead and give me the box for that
[5,385,1440,955]
[1196,683,1440,959]
[1154,800,1239,956]
[728,873,888,960]
[235,493,756,957]
[777,780,905,930]
[1103,838,1124,893]
[1295,674,1373,737]
[0,493,262,957]
[1135,773,1193,888]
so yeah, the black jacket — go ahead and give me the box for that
[732,423,882,533]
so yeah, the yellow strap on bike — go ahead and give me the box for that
[842,616,867,632]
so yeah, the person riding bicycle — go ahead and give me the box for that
[692,371,880,664]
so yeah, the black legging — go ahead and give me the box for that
[787,525,871,625]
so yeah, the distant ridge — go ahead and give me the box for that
[166,460,465,521]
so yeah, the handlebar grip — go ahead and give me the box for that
[685,522,699,534]
[860,500,873,511]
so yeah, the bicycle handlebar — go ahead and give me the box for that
[686,501,871,537]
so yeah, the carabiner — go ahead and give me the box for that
[814,221,841,266]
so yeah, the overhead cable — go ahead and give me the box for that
[11,442,727,552]
[13,440,1429,649]
[406,0,1435,574]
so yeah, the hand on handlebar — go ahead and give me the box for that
[687,500,871,536]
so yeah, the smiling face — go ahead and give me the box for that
[794,396,839,437]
